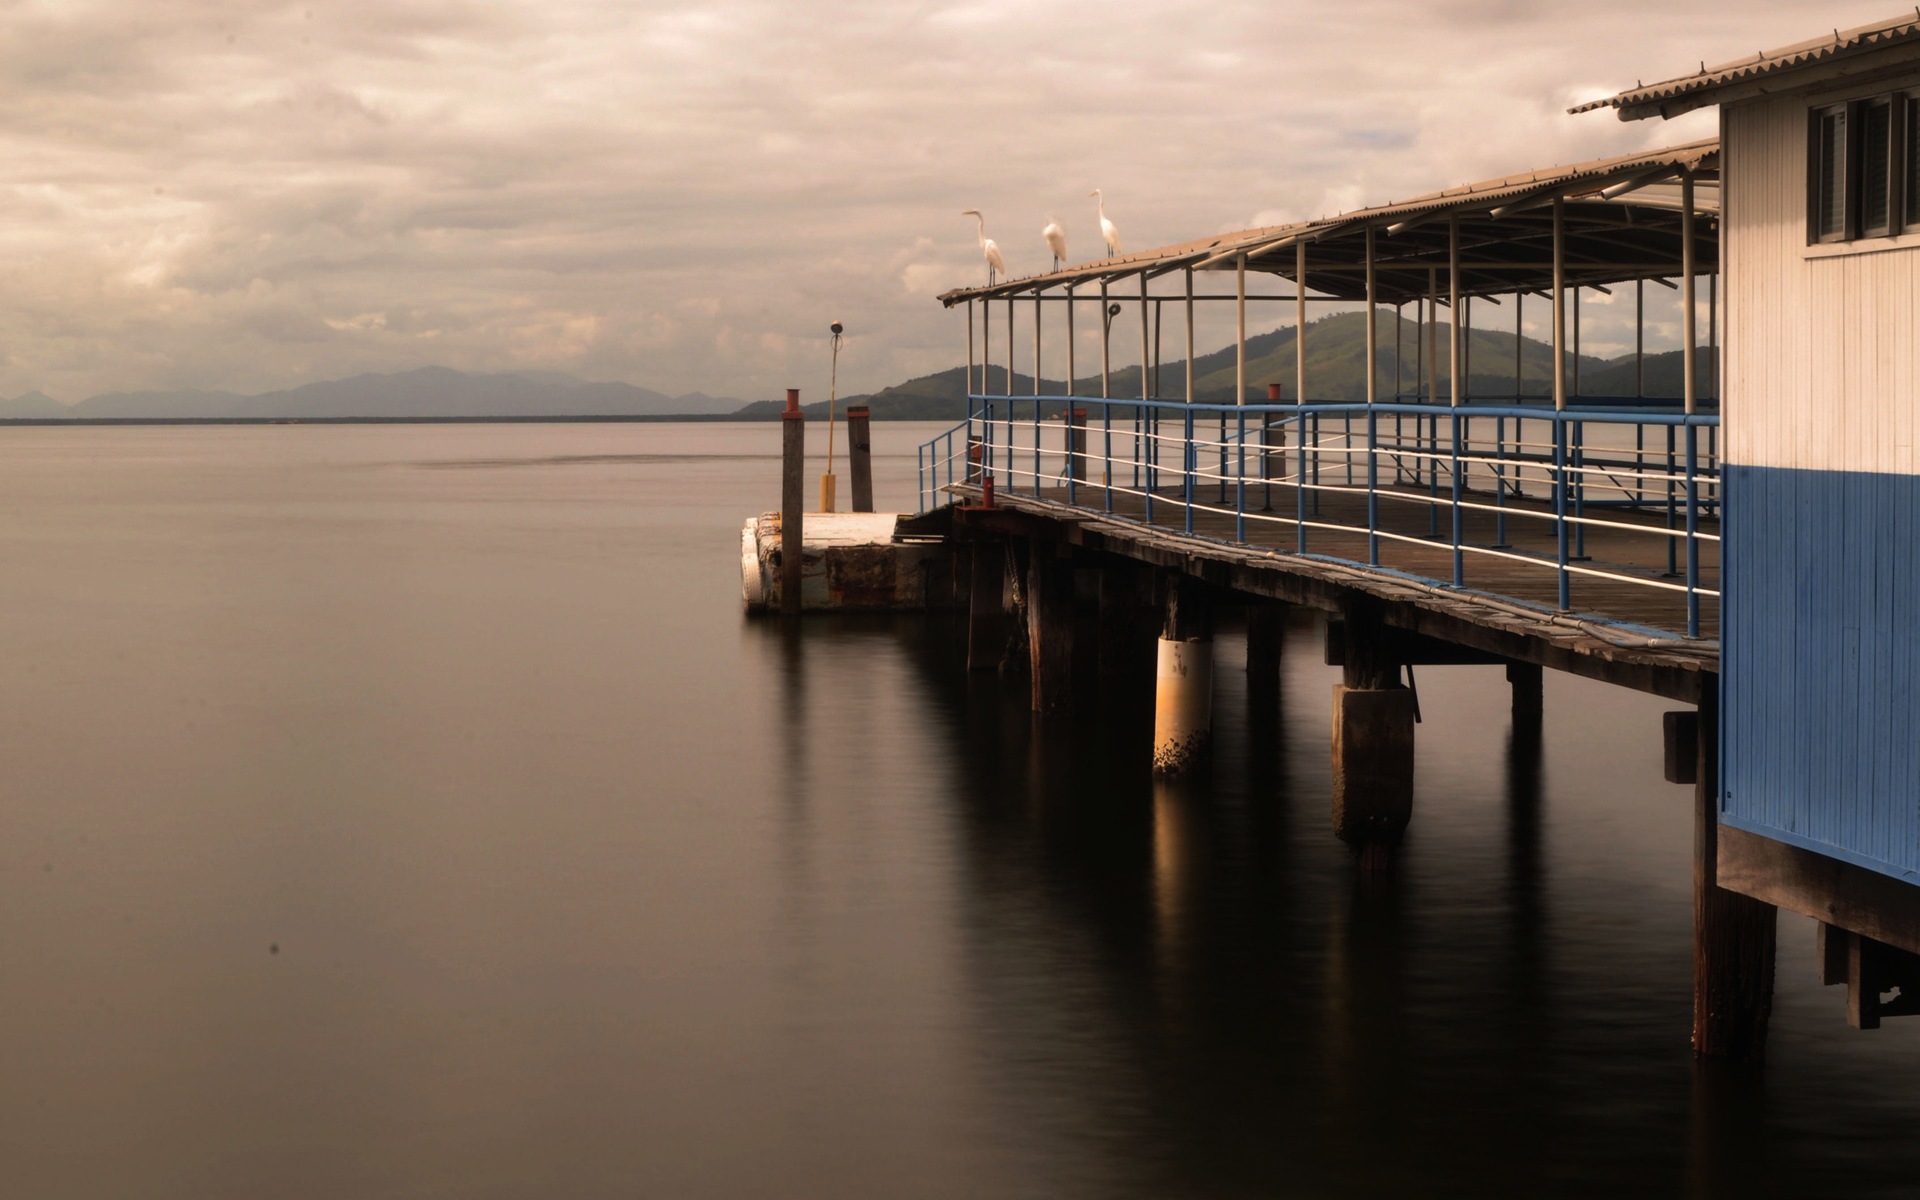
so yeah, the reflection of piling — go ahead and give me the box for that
[847,406,873,512]
[780,389,804,616]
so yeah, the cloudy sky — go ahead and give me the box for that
[0,0,1888,403]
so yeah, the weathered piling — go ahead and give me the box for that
[967,539,1012,672]
[1690,689,1777,1058]
[1027,540,1074,713]
[1098,560,1158,681]
[780,389,804,616]
[848,406,873,513]
[1246,604,1284,688]
[1330,595,1414,858]
[1507,661,1544,732]
[1065,407,1088,483]
[1153,577,1214,775]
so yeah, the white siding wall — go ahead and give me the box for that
[1723,92,1920,474]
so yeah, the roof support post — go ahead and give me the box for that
[1683,171,1697,417]
[1295,243,1307,406]
[1552,195,1569,611]
[1066,284,1076,398]
[1365,225,1379,566]
[1449,215,1464,586]
[1004,298,1014,399]
[1185,268,1196,404]
[1033,290,1043,401]
[1140,273,1151,407]
[966,299,976,401]
[1681,168,1700,637]
[1236,254,1247,405]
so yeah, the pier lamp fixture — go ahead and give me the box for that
[821,321,845,512]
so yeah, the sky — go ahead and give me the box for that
[0,0,1893,404]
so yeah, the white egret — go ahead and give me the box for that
[961,209,1006,285]
[1042,216,1067,272]
[1090,189,1119,257]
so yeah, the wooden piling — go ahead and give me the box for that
[1331,595,1413,855]
[847,406,873,512]
[1246,604,1284,686]
[1027,540,1074,713]
[780,389,804,616]
[1065,407,1088,483]
[1097,560,1154,680]
[1507,661,1543,731]
[967,540,1011,672]
[1692,688,1777,1058]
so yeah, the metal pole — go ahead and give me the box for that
[1234,254,1246,505]
[1449,216,1464,586]
[1552,196,1569,610]
[1142,273,1154,517]
[1427,266,1439,539]
[1366,226,1379,566]
[1066,284,1076,398]
[1297,242,1310,548]
[1682,170,1700,637]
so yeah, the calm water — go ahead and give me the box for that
[3,422,1916,1199]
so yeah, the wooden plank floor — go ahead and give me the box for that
[951,473,1718,640]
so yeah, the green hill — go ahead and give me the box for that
[735,311,1713,420]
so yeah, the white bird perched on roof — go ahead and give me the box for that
[1042,216,1067,272]
[1090,189,1119,257]
[961,209,1006,286]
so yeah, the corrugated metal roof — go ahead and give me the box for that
[938,139,1718,306]
[1571,13,1920,120]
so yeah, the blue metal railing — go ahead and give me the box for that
[918,394,1721,639]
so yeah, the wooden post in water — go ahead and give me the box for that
[1331,593,1413,866]
[1506,661,1543,733]
[1246,605,1284,691]
[1692,688,1778,1058]
[847,406,873,512]
[967,539,1011,672]
[780,388,805,616]
[1027,540,1074,713]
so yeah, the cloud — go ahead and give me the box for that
[0,0,1885,402]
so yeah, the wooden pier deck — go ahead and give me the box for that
[945,476,1718,702]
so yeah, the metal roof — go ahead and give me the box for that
[1571,13,1920,120]
[939,139,1718,307]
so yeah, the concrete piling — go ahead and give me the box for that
[1153,578,1214,775]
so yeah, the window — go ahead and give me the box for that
[1810,92,1915,243]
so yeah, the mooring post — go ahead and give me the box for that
[847,405,873,512]
[1691,688,1777,1058]
[1153,575,1214,775]
[1330,594,1413,864]
[780,388,805,616]
[1027,539,1074,713]
[1506,661,1543,733]
[966,538,1012,673]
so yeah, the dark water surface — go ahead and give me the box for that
[4,422,1917,1199]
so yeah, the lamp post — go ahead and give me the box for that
[820,321,844,512]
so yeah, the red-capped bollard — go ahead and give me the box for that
[1268,383,1282,402]
[781,388,804,614]
[981,473,996,509]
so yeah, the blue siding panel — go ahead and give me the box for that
[1723,464,1920,882]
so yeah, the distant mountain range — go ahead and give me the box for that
[744,310,1716,421]
[0,316,1712,423]
[0,366,745,421]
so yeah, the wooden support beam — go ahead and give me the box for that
[1692,690,1777,1059]
[1718,827,1920,958]
[1027,540,1074,713]
[1663,710,1699,785]
[1325,619,1507,667]
[1507,661,1543,731]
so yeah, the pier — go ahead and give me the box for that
[750,16,1920,1061]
